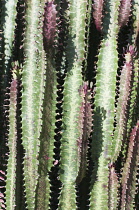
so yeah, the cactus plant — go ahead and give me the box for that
[1,0,139,209]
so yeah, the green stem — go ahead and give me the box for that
[59,0,90,208]
[6,75,17,209]
[21,1,46,209]
[90,0,120,209]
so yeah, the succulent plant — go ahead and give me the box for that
[1,0,139,209]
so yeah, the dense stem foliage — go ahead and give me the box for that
[0,0,139,209]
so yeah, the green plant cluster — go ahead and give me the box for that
[0,0,139,209]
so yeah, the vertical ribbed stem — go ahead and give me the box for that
[90,0,120,209]
[121,121,139,209]
[5,74,17,209]
[21,1,46,209]
[58,0,89,209]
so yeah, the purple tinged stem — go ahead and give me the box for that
[43,1,57,50]
[121,121,139,209]
[118,0,131,28]
[112,45,134,163]
[120,45,133,120]
[10,79,17,103]
[93,0,104,31]
[76,82,92,184]
[108,164,119,209]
